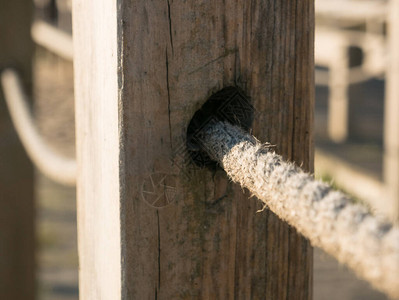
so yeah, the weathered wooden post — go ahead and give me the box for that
[73,1,314,298]
[0,1,35,299]
[384,0,399,220]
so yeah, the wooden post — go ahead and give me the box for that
[384,0,399,219]
[73,1,314,298]
[328,44,349,143]
[0,1,35,299]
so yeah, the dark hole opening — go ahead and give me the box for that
[186,86,254,168]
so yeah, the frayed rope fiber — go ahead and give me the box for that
[198,121,399,299]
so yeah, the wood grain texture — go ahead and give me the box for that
[74,0,314,298]
[121,1,314,299]
[0,1,35,299]
[384,0,399,220]
[73,0,121,298]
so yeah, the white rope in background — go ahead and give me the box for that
[1,69,76,186]
[199,121,399,299]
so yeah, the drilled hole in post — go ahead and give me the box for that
[186,86,255,168]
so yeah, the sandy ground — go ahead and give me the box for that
[33,48,388,300]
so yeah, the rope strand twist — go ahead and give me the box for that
[199,121,399,299]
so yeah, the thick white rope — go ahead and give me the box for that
[199,121,399,299]
[1,69,76,186]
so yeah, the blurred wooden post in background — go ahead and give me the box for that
[73,1,314,298]
[328,44,349,143]
[0,1,35,299]
[384,0,399,220]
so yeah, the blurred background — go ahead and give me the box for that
[1,0,398,299]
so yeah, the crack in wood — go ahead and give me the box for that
[188,48,238,75]
[165,49,173,149]
[166,0,174,55]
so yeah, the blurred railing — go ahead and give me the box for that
[315,0,399,220]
